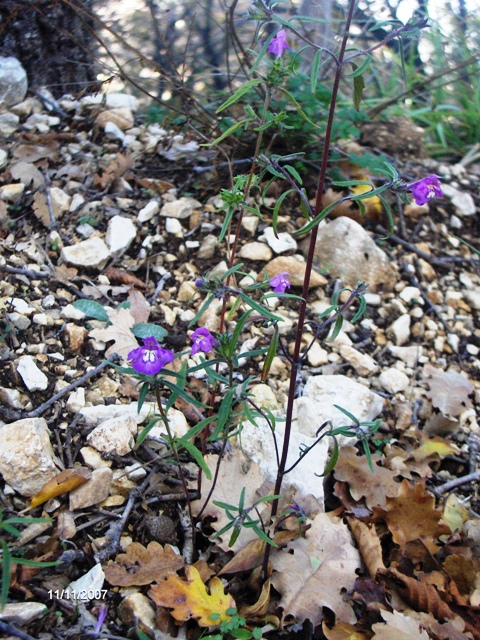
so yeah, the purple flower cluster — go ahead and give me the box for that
[190,327,218,356]
[407,175,443,206]
[268,29,290,58]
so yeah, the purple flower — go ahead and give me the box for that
[407,174,443,206]
[127,336,174,375]
[190,327,218,356]
[94,605,108,634]
[194,278,205,288]
[269,272,290,294]
[267,29,290,58]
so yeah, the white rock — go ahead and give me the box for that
[17,355,48,391]
[87,416,137,455]
[146,408,189,440]
[118,592,156,630]
[80,446,112,469]
[0,386,26,409]
[61,236,110,268]
[339,345,379,376]
[442,184,476,216]
[303,374,384,441]
[165,217,183,235]
[379,368,409,394]
[306,341,329,367]
[0,418,59,496]
[306,217,397,291]
[464,289,480,310]
[261,227,298,254]
[0,57,27,107]
[69,467,113,510]
[69,193,85,212]
[80,402,159,427]
[138,200,160,222]
[399,286,422,304]
[241,415,329,507]
[389,345,423,368]
[105,216,137,257]
[0,181,24,202]
[0,148,8,170]
[160,135,200,161]
[66,563,105,602]
[447,333,460,353]
[198,234,218,260]
[364,293,382,306]
[67,388,86,413]
[104,121,125,142]
[242,216,259,234]
[250,384,280,411]
[239,242,273,261]
[7,312,31,330]
[6,297,36,315]
[0,602,46,624]
[106,93,138,110]
[60,303,86,320]
[160,196,201,219]
[387,313,411,346]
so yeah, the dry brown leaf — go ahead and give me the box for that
[135,177,175,194]
[423,364,474,417]
[149,565,236,627]
[104,266,148,291]
[443,555,477,596]
[372,479,450,553]
[127,288,150,324]
[322,621,370,640]
[89,306,138,359]
[270,512,361,626]
[10,161,44,188]
[239,579,271,620]
[333,445,400,509]
[28,468,90,510]
[12,141,60,163]
[347,516,385,577]
[333,481,372,518]
[191,450,266,552]
[408,611,474,640]
[54,264,78,283]
[104,541,184,586]
[219,539,265,575]
[371,609,429,639]
[93,152,134,190]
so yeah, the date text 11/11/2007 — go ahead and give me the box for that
[48,589,108,600]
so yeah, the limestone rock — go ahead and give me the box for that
[105,216,137,257]
[442,184,476,217]
[17,355,49,391]
[106,93,139,110]
[303,217,397,292]
[387,314,411,346]
[239,242,273,261]
[0,418,59,496]
[198,234,218,260]
[0,57,27,107]
[61,236,110,268]
[118,593,156,630]
[0,112,19,135]
[95,108,134,130]
[389,345,423,368]
[250,384,280,411]
[261,227,298,254]
[339,345,379,376]
[160,196,201,219]
[87,416,137,455]
[263,256,327,288]
[379,368,410,394]
[137,200,159,222]
[303,374,384,439]
[0,602,47,624]
[0,148,7,170]
[69,467,113,510]
[146,408,189,440]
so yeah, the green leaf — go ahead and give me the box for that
[253,626,263,639]
[277,88,322,130]
[261,326,279,382]
[73,300,109,322]
[215,79,263,113]
[178,439,212,479]
[1,540,11,611]
[252,525,278,547]
[378,194,395,239]
[310,49,323,94]
[136,630,151,640]
[231,629,253,639]
[294,197,349,236]
[136,381,150,415]
[0,523,22,537]
[284,164,303,185]
[351,295,367,323]
[207,118,251,146]
[272,189,294,237]
[353,69,365,111]
[209,389,234,440]
[317,438,339,477]
[219,205,236,243]
[333,404,359,426]
[188,295,215,328]
[238,293,282,322]
[132,323,168,341]
[135,416,162,447]
[346,55,372,78]
[326,314,343,343]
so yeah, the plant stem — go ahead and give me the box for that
[261,0,358,582]
[154,386,196,546]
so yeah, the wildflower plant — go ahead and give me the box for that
[105,0,443,633]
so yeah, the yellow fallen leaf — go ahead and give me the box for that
[149,565,235,627]
[28,468,91,509]
[414,436,460,460]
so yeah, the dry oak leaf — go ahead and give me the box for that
[27,468,90,510]
[371,609,429,639]
[93,152,134,190]
[104,267,148,292]
[372,479,451,554]
[322,621,370,640]
[270,512,361,626]
[149,565,236,627]
[423,364,474,417]
[104,541,184,586]
[333,445,400,509]
[346,516,385,578]
[409,611,475,640]
[89,306,139,359]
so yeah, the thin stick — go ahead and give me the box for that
[0,622,38,640]
[436,470,480,494]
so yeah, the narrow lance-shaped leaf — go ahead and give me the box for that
[261,326,279,382]
[177,439,212,479]
[310,49,323,93]
[215,79,263,113]
[272,189,294,238]
[277,88,322,130]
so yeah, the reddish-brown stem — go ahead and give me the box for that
[260,0,358,581]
